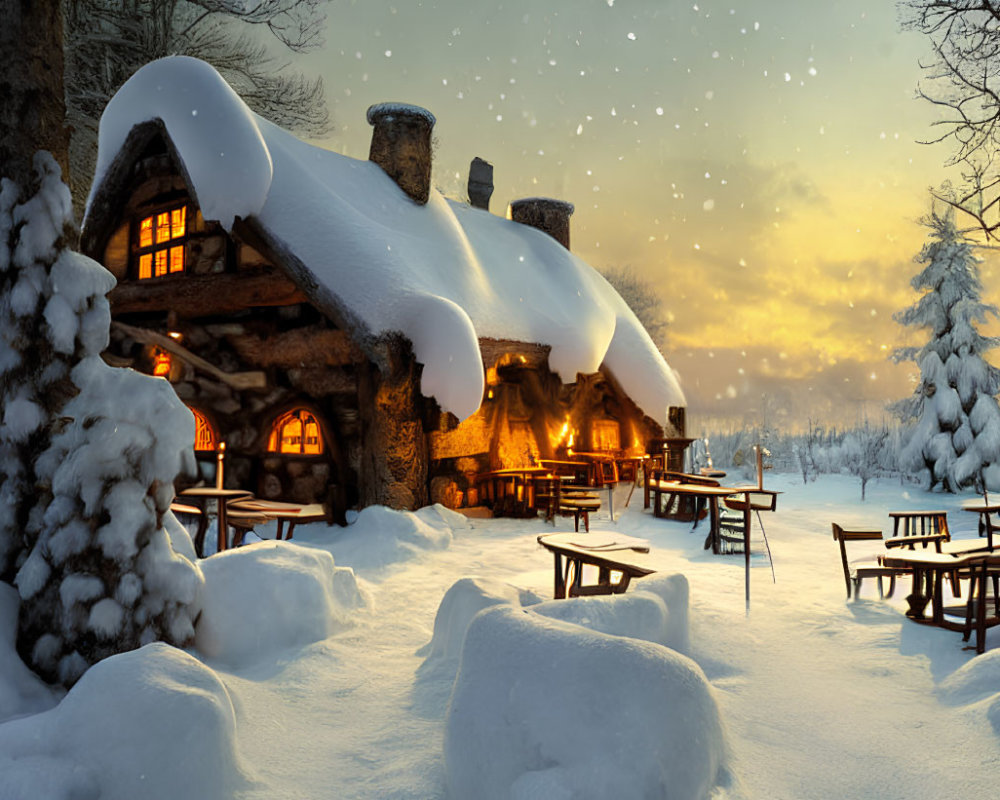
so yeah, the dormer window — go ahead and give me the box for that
[136,204,187,279]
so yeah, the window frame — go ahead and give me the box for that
[132,202,191,281]
[267,407,326,457]
[189,406,218,453]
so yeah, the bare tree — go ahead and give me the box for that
[599,265,670,351]
[902,0,1000,238]
[64,0,330,212]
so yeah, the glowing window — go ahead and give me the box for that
[135,205,187,279]
[152,348,172,377]
[267,409,324,455]
[191,408,217,452]
[592,420,621,452]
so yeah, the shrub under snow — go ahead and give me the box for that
[531,573,690,654]
[0,642,251,800]
[418,576,541,677]
[444,604,728,800]
[195,541,367,665]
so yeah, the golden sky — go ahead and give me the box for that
[310,0,995,432]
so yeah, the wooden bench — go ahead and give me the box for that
[537,532,656,599]
[832,523,907,599]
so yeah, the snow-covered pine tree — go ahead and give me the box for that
[892,211,1000,492]
[0,153,203,686]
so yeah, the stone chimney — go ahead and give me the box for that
[468,157,494,211]
[509,197,575,249]
[366,102,436,205]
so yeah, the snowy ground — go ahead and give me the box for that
[3,472,1000,799]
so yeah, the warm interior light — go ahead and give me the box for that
[592,419,621,452]
[136,205,186,279]
[152,348,172,377]
[191,408,217,451]
[167,331,183,340]
[267,408,324,455]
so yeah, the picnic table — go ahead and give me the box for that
[537,532,656,599]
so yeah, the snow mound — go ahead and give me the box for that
[939,649,1000,708]
[298,504,454,573]
[195,541,365,664]
[419,577,541,672]
[0,584,59,723]
[414,502,471,531]
[530,573,690,655]
[445,605,728,800]
[0,643,251,800]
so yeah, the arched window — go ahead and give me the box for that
[190,408,217,451]
[267,408,324,455]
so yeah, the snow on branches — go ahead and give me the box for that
[0,153,202,686]
[892,211,1000,492]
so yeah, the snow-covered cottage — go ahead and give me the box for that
[81,57,685,521]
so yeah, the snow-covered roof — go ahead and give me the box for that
[84,56,685,422]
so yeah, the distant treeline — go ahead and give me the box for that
[695,420,908,500]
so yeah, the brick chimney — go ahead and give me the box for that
[468,157,494,211]
[509,197,574,249]
[366,103,436,205]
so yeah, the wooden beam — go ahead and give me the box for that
[226,326,365,368]
[112,321,266,391]
[108,268,308,318]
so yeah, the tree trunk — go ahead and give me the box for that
[0,0,69,193]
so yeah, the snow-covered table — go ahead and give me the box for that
[226,499,327,540]
[537,532,655,599]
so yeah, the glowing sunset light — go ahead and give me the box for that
[310,0,998,428]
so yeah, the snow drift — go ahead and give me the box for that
[444,604,728,800]
[195,541,367,665]
[0,642,252,800]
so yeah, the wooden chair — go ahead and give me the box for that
[889,510,950,542]
[169,502,208,557]
[832,523,906,600]
[961,555,1000,653]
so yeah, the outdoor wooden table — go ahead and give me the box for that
[539,459,594,484]
[537,532,655,599]
[880,550,986,625]
[227,499,327,540]
[177,487,253,555]
[648,480,758,609]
